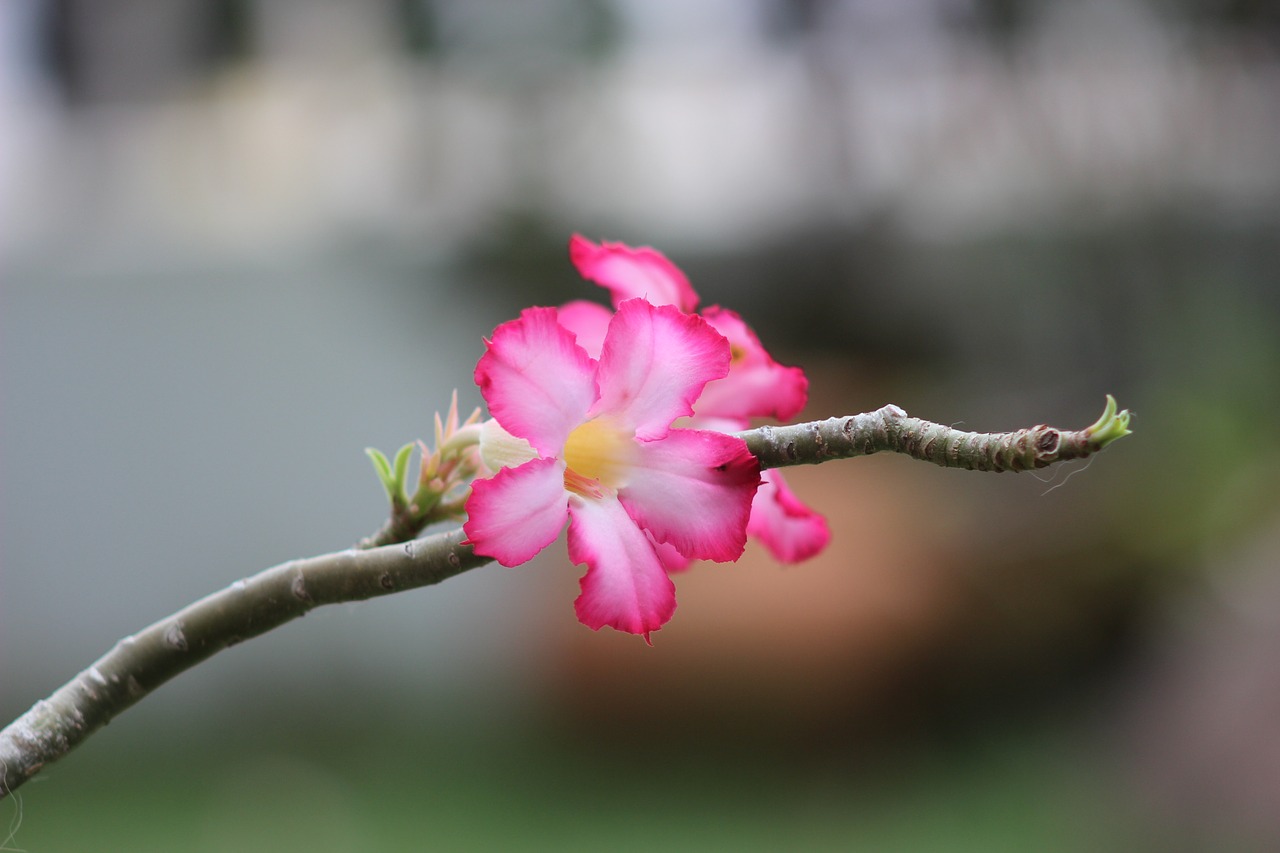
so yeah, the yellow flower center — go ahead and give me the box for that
[563,418,634,493]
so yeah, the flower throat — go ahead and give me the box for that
[563,418,633,492]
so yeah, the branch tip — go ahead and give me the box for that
[1085,395,1133,449]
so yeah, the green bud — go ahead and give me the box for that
[391,443,414,497]
[1085,395,1133,449]
[365,447,394,490]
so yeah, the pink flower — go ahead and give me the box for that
[569,234,699,312]
[747,469,830,563]
[562,235,830,564]
[463,299,760,640]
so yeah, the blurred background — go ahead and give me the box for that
[2,0,1278,849]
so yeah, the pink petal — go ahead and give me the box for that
[747,469,831,563]
[593,300,730,440]
[475,307,598,456]
[688,414,750,432]
[555,300,613,359]
[569,234,700,312]
[463,457,569,567]
[651,535,694,573]
[619,428,759,562]
[568,495,676,640]
[694,306,809,422]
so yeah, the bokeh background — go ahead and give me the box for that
[2,1,1279,850]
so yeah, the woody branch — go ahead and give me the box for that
[0,399,1130,798]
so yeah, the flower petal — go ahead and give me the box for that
[593,300,730,440]
[555,299,613,359]
[478,418,538,473]
[570,234,700,312]
[619,428,759,562]
[651,535,693,573]
[475,307,597,456]
[568,495,676,640]
[748,469,831,563]
[463,457,569,567]
[695,306,809,422]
